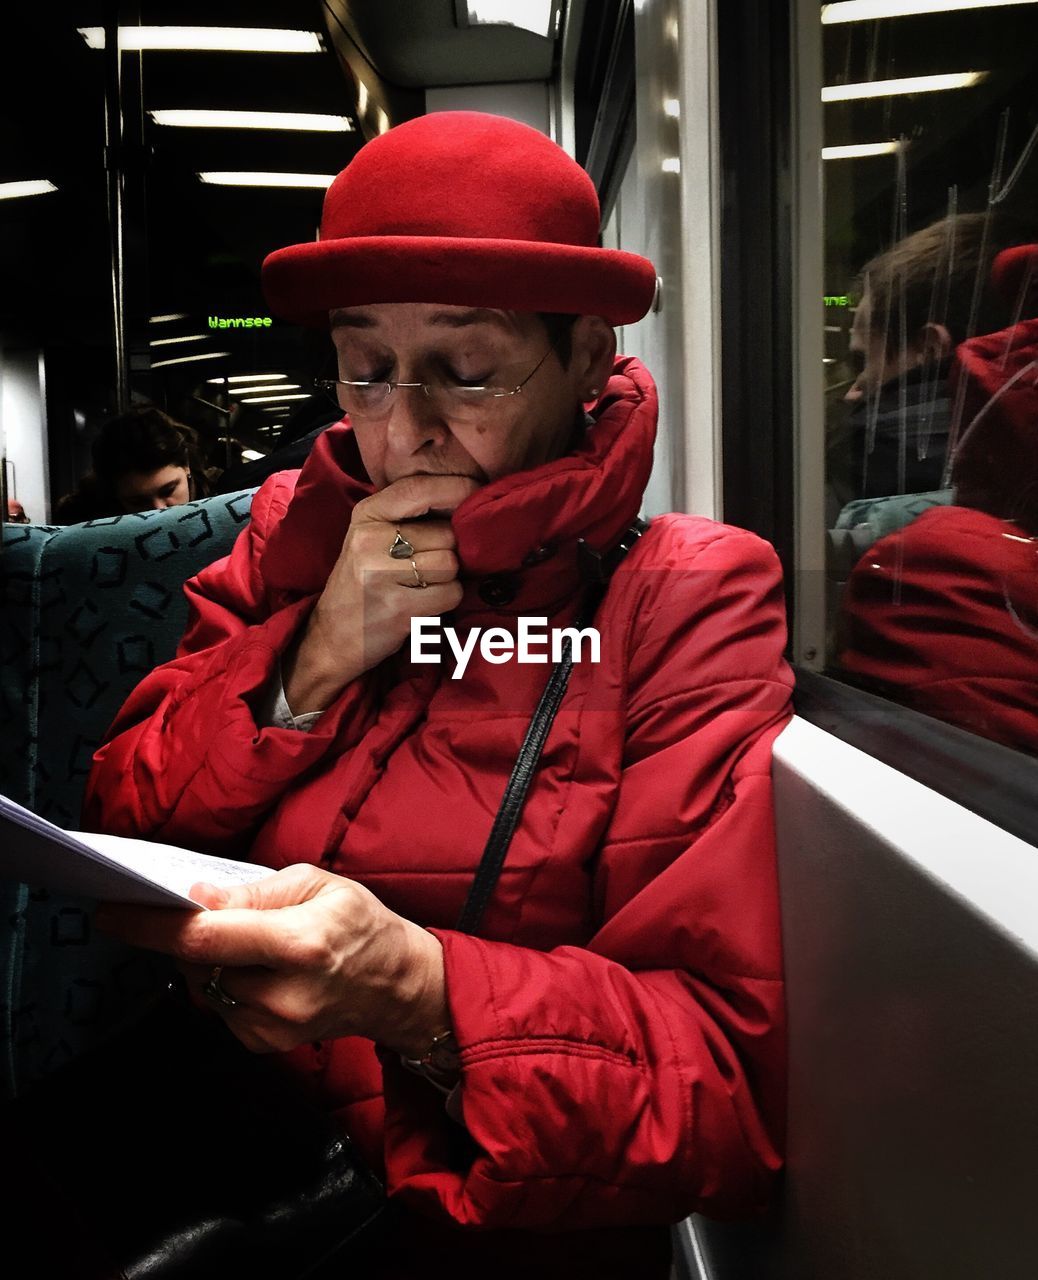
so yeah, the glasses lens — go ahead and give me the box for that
[337,382,393,418]
[424,384,507,423]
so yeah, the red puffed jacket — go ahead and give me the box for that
[85,358,793,1278]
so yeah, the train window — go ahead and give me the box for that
[818,0,1038,759]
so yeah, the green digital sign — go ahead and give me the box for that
[207,315,273,329]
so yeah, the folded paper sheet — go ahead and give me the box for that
[0,793,271,908]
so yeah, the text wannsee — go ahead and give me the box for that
[411,616,601,680]
[207,315,273,328]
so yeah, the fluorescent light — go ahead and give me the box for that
[149,334,209,347]
[463,1,559,38]
[78,26,323,53]
[239,393,311,404]
[208,373,288,384]
[236,384,302,396]
[0,180,57,201]
[198,171,335,188]
[240,449,267,461]
[151,351,232,369]
[150,109,352,132]
[822,1,1038,22]
[822,141,903,159]
[663,98,680,118]
[823,71,986,100]
[150,313,189,324]
[662,157,681,173]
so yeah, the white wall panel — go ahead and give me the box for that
[692,717,1038,1280]
[425,82,549,134]
[1,349,50,524]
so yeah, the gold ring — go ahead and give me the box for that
[410,559,428,589]
[202,965,239,1010]
[389,530,415,560]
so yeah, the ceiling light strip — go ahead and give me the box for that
[822,70,986,100]
[235,384,303,396]
[822,141,903,158]
[207,373,288,384]
[151,351,232,369]
[0,180,57,200]
[239,393,311,404]
[149,334,209,347]
[78,27,323,53]
[822,0,1038,23]
[463,1,559,38]
[150,109,352,132]
[198,171,336,188]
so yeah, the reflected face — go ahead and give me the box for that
[844,291,923,404]
[328,303,602,489]
[115,464,192,512]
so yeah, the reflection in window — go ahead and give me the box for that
[821,1,1038,755]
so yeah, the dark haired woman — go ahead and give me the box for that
[57,406,212,521]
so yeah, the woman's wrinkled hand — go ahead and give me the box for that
[282,473,480,712]
[94,865,449,1057]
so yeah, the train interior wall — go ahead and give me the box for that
[681,717,1038,1279]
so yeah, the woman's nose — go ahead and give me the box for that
[844,373,866,404]
[385,386,449,453]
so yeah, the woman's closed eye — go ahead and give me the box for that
[444,367,494,388]
[347,366,392,384]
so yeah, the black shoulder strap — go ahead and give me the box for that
[455,518,649,935]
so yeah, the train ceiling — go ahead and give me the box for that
[0,2,560,374]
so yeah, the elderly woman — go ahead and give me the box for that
[87,113,792,1278]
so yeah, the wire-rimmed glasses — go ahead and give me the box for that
[314,344,558,424]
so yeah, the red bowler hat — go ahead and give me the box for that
[261,111,658,328]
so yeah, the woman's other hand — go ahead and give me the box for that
[282,473,479,712]
[94,865,449,1058]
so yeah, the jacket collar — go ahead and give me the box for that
[261,355,658,615]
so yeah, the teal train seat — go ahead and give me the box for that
[0,490,256,1099]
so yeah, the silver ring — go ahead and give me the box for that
[410,559,428,589]
[203,965,239,1010]
[389,530,415,560]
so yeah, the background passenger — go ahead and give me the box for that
[56,405,214,521]
[828,213,1021,517]
[86,112,793,1278]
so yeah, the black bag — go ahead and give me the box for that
[0,983,388,1279]
[0,520,648,1280]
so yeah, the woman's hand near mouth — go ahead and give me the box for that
[282,473,480,712]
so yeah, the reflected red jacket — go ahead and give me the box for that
[840,320,1038,754]
[85,358,792,1273]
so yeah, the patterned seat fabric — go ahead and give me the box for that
[0,490,256,1098]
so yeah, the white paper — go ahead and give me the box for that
[0,792,272,909]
